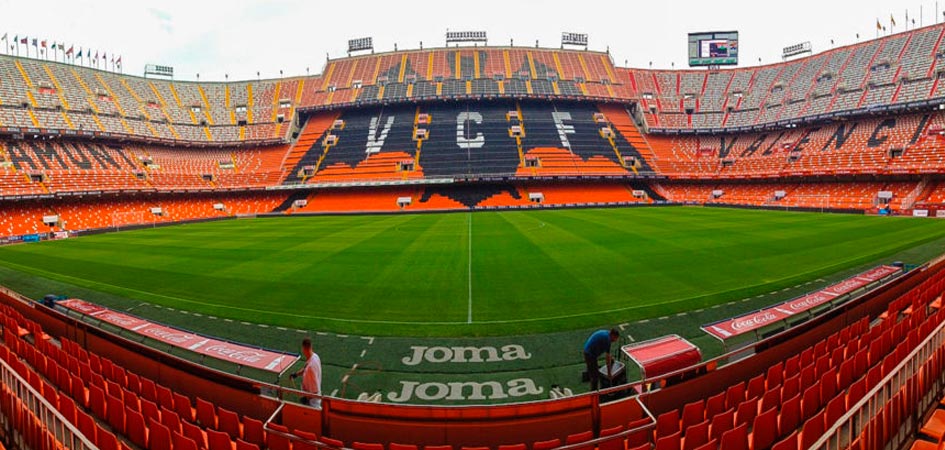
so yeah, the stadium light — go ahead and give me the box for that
[446,30,487,46]
[561,32,588,49]
[348,37,374,55]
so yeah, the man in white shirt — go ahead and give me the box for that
[290,338,322,409]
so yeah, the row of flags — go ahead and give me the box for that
[0,33,122,72]
[876,11,922,35]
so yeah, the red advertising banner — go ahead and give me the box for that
[703,265,901,340]
[59,299,297,373]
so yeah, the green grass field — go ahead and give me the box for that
[1,206,944,338]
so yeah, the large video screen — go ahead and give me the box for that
[688,31,739,67]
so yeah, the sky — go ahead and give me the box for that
[0,0,940,81]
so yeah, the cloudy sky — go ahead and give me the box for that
[0,0,939,81]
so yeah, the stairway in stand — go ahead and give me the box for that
[597,104,658,171]
[278,112,339,183]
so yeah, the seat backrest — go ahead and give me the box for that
[751,408,778,450]
[771,431,798,450]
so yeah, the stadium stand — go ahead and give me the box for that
[0,249,943,448]
[7,21,945,450]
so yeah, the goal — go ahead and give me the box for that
[780,194,831,213]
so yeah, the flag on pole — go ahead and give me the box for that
[31,38,37,47]
[20,36,27,44]
[877,19,882,30]
[66,46,73,55]
[0,33,6,41]
[41,40,46,48]
[891,14,897,26]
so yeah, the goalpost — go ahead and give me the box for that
[111,211,156,232]
[781,194,831,213]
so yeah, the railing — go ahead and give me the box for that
[810,313,945,450]
[0,354,97,450]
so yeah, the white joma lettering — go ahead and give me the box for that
[387,378,542,403]
[401,345,532,366]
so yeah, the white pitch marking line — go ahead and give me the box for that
[277,327,288,331]
[316,332,328,336]
[467,213,473,324]
[626,334,635,342]
[359,350,367,358]
[361,337,375,345]
[618,323,630,331]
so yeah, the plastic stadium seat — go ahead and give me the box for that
[160,406,183,434]
[173,431,200,450]
[726,383,746,410]
[779,394,801,435]
[751,408,778,450]
[196,397,218,428]
[627,418,652,447]
[58,394,77,425]
[156,385,175,411]
[682,400,705,430]
[709,409,734,442]
[766,362,783,389]
[97,429,120,450]
[106,394,124,433]
[148,418,173,450]
[243,416,266,447]
[354,443,386,450]
[911,440,944,450]
[746,375,765,400]
[782,375,800,401]
[800,413,825,450]
[319,437,345,448]
[693,439,717,450]
[265,423,291,450]
[461,447,489,450]
[89,384,107,420]
[219,406,244,440]
[735,398,757,427]
[657,410,681,437]
[174,392,195,422]
[825,394,847,426]
[141,398,160,424]
[599,426,625,450]
[761,388,781,414]
[533,439,561,450]
[771,432,798,450]
[293,430,322,450]
[125,407,148,449]
[629,445,651,450]
[387,442,420,450]
[801,382,822,420]
[719,423,748,450]
[208,429,235,450]
[236,439,261,450]
[182,420,208,450]
[682,420,709,450]
[705,392,726,419]
[140,378,157,403]
[655,430,681,450]
[71,373,88,408]
[920,410,945,441]
[566,431,594,450]
[498,444,526,450]
[423,446,453,450]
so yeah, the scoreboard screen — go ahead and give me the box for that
[688,31,739,67]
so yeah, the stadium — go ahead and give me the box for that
[4,1,945,449]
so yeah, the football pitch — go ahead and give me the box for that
[1,206,945,338]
